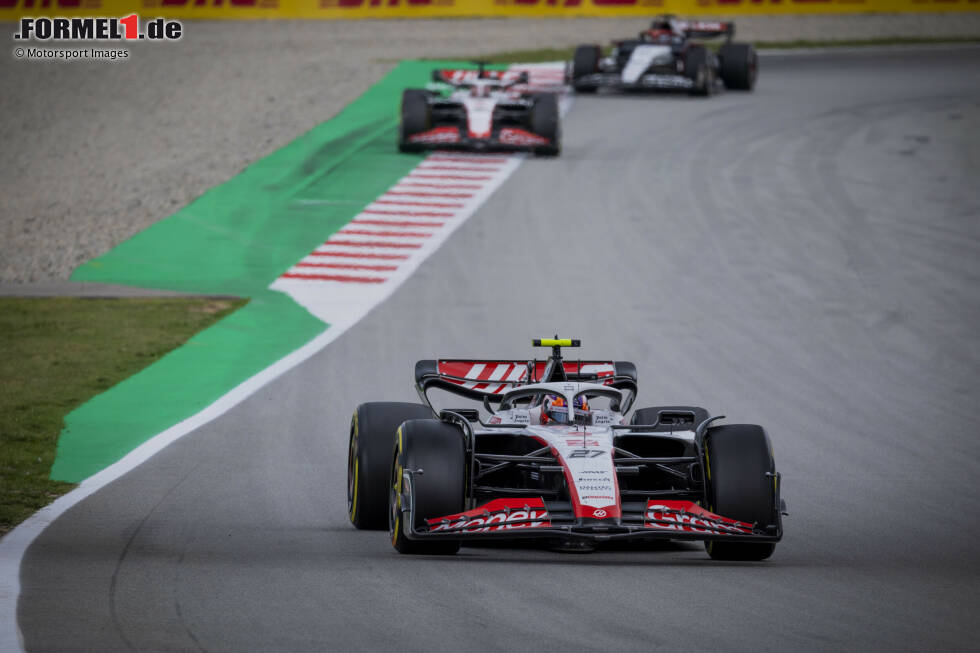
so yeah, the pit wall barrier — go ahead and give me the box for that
[2,0,978,20]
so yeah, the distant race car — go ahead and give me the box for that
[569,15,758,96]
[347,338,785,560]
[399,64,561,156]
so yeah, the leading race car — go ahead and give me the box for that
[399,64,561,156]
[569,15,758,96]
[347,338,785,560]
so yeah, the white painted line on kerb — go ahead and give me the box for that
[0,62,568,653]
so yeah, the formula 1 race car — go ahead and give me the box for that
[399,64,560,156]
[569,15,758,96]
[347,338,785,560]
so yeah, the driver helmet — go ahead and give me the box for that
[470,84,491,98]
[541,394,590,424]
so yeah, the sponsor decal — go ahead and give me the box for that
[592,508,607,518]
[427,498,551,534]
[565,437,600,447]
[644,500,754,535]
[498,128,549,147]
[592,413,614,425]
[408,127,461,144]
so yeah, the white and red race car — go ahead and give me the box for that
[399,64,561,156]
[348,339,785,560]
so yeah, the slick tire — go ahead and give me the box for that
[703,424,778,561]
[685,45,713,97]
[348,402,432,530]
[719,43,758,91]
[631,406,710,430]
[530,93,561,157]
[571,45,601,94]
[399,89,432,153]
[390,419,465,555]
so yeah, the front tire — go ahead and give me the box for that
[703,424,778,561]
[347,402,432,530]
[571,44,600,94]
[685,45,713,97]
[530,93,560,156]
[399,89,432,153]
[389,419,465,555]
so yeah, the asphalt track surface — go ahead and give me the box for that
[18,48,980,652]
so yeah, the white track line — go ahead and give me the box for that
[0,62,568,653]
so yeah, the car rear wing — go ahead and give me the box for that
[431,68,530,87]
[679,20,735,40]
[415,358,637,403]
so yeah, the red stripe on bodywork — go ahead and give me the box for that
[469,363,501,390]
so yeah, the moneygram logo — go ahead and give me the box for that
[13,14,182,41]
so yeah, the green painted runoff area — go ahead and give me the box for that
[56,60,467,483]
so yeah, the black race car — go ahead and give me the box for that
[569,16,758,96]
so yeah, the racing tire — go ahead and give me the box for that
[631,406,710,430]
[398,89,432,153]
[347,402,432,530]
[719,43,758,91]
[571,45,601,94]
[703,424,777,561]
[530,93,561,157]
[390,419,465,555]
[684,45,713,97]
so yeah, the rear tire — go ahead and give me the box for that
[530,93,560,156]
[684,45,713,97]
[703,424,777,561]
[571,45,600,94]
[719,43,758,91]
[347,402,432,530]
[390,419,465,555]
[399,89,431,153]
